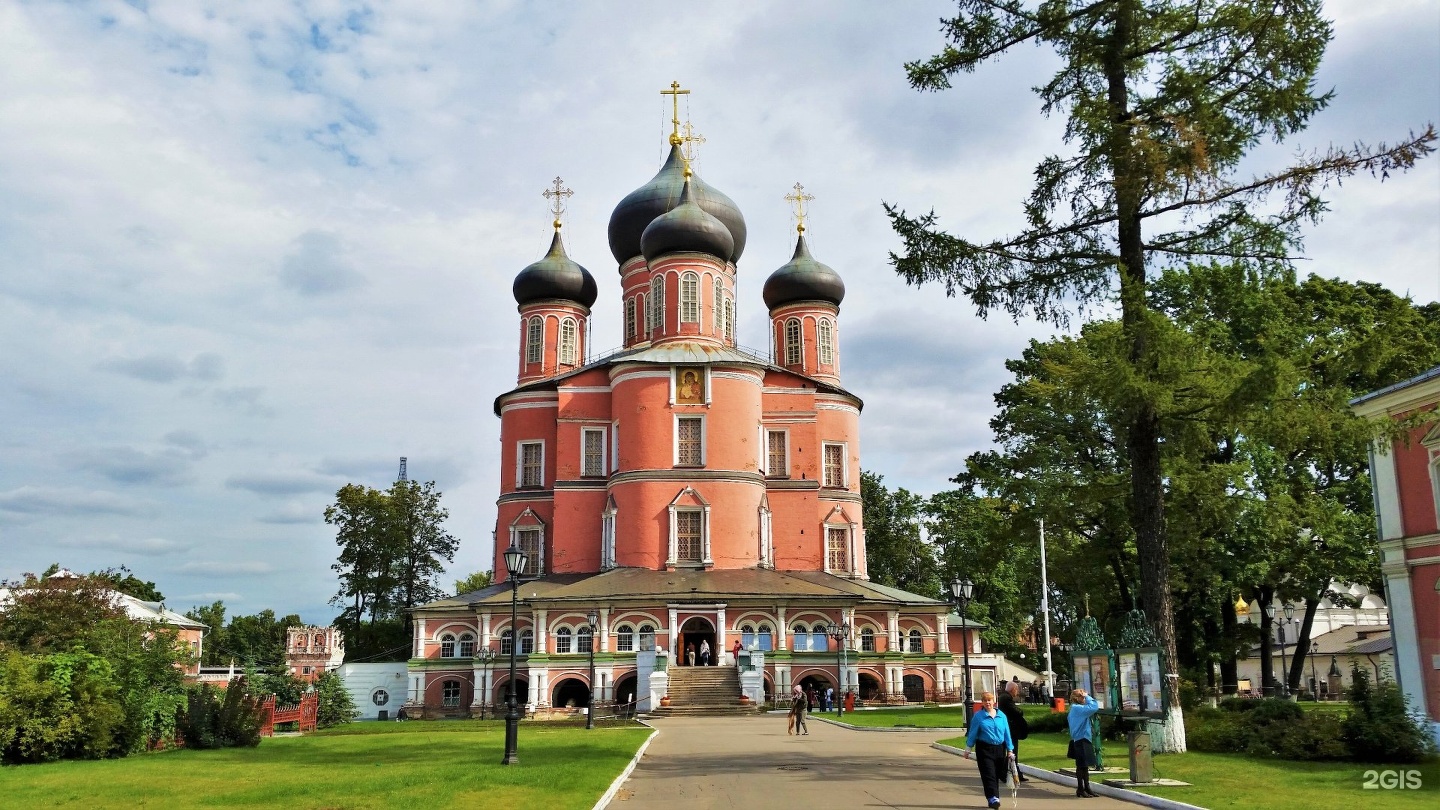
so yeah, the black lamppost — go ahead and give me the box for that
[1278,604,1294,698]
[501,542,527,766]
[1261,602,1276,697]
[825,621,849,718]
[586,608,599,730]
[950,578,975,725]
[476,647,497,720]
[1308,641,1320,701]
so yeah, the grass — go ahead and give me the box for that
[832,702,1057,729]
[0,719,653,809]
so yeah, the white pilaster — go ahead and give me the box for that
[480,612,492,648]
[938,613,950,653]
[777,606,788,650]
[536,608,548,653]
[668,607,679,654]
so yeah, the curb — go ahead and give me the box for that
[593,721,660,810]
[930,743,1207,810]
[811,715,966,733]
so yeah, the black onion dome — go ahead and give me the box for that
[640,177,736,261]
[607,144,747,264]
[762,234,846,310]
[513,231,598,308]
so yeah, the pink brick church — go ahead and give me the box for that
[403,110,983,718]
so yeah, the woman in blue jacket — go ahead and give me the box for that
[1067,689,1101,798]
[964,691,1014,810]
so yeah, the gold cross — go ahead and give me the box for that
[661,81,690,146]
[784,182,816,234]
[681,121,706,164]
[542,176,573,230]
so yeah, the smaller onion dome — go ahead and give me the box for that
[762,234,846,310]
[640,177,736,262]
[608,144,747,264]
[513,231,598,308]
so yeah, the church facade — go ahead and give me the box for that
[403,113,980,718]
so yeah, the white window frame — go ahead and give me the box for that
[680,271,700,323]
[713,277,723,333]
[555,627,573,654]
[559,317,578,366]
[641,291,651,333]
[577,624,594,653]
[518,440,544,489]
[638,624,656,650]
[582,427,607,477]
[520,629,534,655]
[626,296,637,340]
[674,414,706,467]
[650,276,664,334]
[500,629,514,655]
[442,679,461,707]
[510,521,544,577]
[822,442,847,488]
[673,508,704,562]
[440,633,456,658]
[724,298,734,343]
[765,429,789,478]
[784,318,802,365]
[818,318,834,366]
[526,316,543,364]
[616,624,635,652]
[825,524,852,574]
[458,633,475,658]
[601,497,617,570]
[666,490,712,567]
[908,628,924,654]
[860,627,876,652]
[611,421,621,471]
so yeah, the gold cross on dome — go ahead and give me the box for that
[661,81,690,146]
[784,182,815,234]
[681,121,706,164]
[542,176,573,230]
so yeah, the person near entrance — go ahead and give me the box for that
[997,682,1030,782]
[699,639,711,666]
[823,686,834,712]
[686,642,696,666]
[963,690,1015,810]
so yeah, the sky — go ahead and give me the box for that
[2,0,1436,624]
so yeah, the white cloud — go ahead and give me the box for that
[55,535,192,557]
[0,486,156,516]
[176,561,275,577]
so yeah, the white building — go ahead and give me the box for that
[336,662,409,721]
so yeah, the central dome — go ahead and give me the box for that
[607,144,747,264]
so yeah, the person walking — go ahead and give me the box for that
[731,638,742,665]
[1067,688,1101,798]
[824,686,834,712]
[997,682,1030,782]
[699,639,711,666]
[789,682,809,735]
[685,642,696,667]
[964,691,1014,810]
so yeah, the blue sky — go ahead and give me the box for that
[2,0,1436,623]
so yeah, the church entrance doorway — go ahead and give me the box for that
[678,617,716,666]
[614,673,638,717]
[553,678,590,709]
[858,673,883,701]
[495,677,529,707]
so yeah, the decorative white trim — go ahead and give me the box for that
[821,442,848,488]
[608,368,672,386]
[581,427,607,477]
[673,413,707,467]
[517,440,545,489]
[816,402,861,415]
[500,400,560,414]
[764,428,790,477]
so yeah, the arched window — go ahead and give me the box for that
[440,633,456,658]
[526,317,543,364]
[459,633,475,658]
[650,276,664,333]
[860,627,876,652]
[791,624,810,651]
[638,624,656,650]
[740,623,756,649]
[724,298,734,343]
[520,629,534,655]
[555,627,572,654]
[559,317,578,365]
[500,629,513,655]
[314,633,325,647]
[616,624,635,652]
[818,319,834,366]
[442,679,461,707]
[625,296,637,339]
[577,625,594,653]
[713,277,723,333]
[784,319,802,365]
[908,629,924,654]
[640,292,651,333]
[758,624,773,651]
[680,272,699,323]
[812,623,830,652]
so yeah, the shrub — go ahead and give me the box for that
[0,649,127,764]
[314,670,359,728]
[1186,701,1347,760]
[178,679,263,750]
[1341,666,1435,764]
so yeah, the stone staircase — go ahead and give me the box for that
[651,665,759,717]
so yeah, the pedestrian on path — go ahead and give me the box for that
[964,690,1014,810]
[686,642,695,667]
[699,639,711,666]
[997,682,1030,782]
[824,686,834,712]
[1067,688,1101,798]
[789,682,808,735]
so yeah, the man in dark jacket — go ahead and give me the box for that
[996,682,1030,782]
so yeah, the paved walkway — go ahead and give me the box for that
[612,714,1133,810]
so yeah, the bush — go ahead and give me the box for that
[1341,666,1435,764]
[314,670,359,728]
[0,649,127,764]
[177,678,263,750]
[1186,700,1347,760]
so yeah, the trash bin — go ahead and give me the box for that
[1128,730,1152,783]
[1053,697,1067,712]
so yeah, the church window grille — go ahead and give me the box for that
[520,629,534,655]
[526,317,543,364]
[784,319,802,365]
[515,527,542,576]
[766,430,788,477]
[582,428,606,477]
[616,624,635,652]
[713,277,723,333]
[860,627,876,652]
[459,633,475,657]
[555,627,572,654]
[650,277,664,333]
[559,317,578,365]
[818,319,834,365]
[823,443,846,488]
[519,442,543,488]
[675,510,702,561]
[680,272,699,323]
[625,297,637,339]
[827,526,850,572]
[440,633,456,658]
[908,629,923,654]
[577,625,594,653]
[500,629,513,655]
[442,680,461,707]
[677,416,703,466]
[724,298,734,343]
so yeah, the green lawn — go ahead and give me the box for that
[0,719,653,809]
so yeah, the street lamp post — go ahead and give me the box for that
[586,608,599,730]
[950,578,975,726]
[476,647,497,720]
[1278,604,1295,699]
[1308,641,1320,701]
[1261,602,1276,697]
[825,622,850,718]
[501,543,528,766]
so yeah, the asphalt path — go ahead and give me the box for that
[611,714,1133,810]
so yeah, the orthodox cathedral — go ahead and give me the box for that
[403,92,982,718]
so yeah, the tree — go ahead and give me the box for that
[92,566,164,602]
[888,0,1435,750]
[389,479,459,614]
[454,569,494,595]
[313,670,359,728]
[185,603,303,669]
[861,471,941,598]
